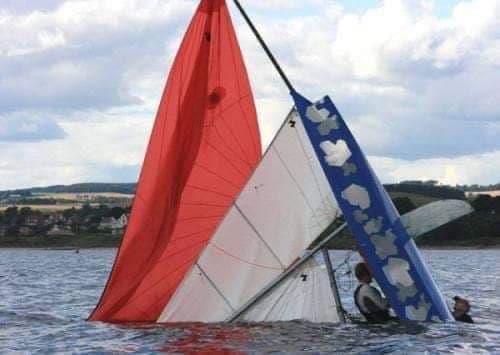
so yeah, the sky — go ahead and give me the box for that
[0,0,499,190]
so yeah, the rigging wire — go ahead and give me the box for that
[331,249,359,322]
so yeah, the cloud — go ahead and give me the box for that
[0,0,66,15]
[370,150,500,185]
[237,0,500,160]
[0,0,498,189]
[0,0,195,113]
[0,114,66,142]
[0,111,151,189]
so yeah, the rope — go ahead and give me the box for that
[332,249,358,321]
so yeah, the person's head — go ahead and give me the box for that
[453,296,470,315]
[355,262,372,283]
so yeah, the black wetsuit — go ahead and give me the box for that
[354,284,392,323]
[455,313,474,323]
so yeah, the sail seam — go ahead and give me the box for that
[217,110,255,165]
[157,239,211,264]
[194,163,241,190]
[180,202,230,208]
[271,145,324,231]
[124,254,201,310]
[223,11,261,159]
[234,203,285,269]
[169,227,215,242]
[292,119,332,210]
[261,268,297,321]
[292,122,339,233]
[185,184,234,199]
[202,137,251,178]
[212,93,251,121]
[196,263,235,311]
[177,214,225,222]
[209,242,282,270]
[212,120,253,167]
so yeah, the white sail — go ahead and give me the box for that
[239,257,340,322]
[158,110,340,322]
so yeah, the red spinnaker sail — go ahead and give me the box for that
[89,0,261,322]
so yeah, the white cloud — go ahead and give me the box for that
[370,150,500,185]
[0,0,195,112]
[0,109,151,189]
[0,114,66,141]
[0,0,498,189]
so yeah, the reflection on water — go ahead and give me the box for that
[0,249,499,353]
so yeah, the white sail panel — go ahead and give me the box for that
[239,258,339,323]
[236,132,338,264]
[158,110,340,323]
[197,207,284,311]
[158,264,234,323]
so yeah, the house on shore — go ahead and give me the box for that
[25,214,46,227]
[466,190,500,198]
[19,226,35,237]
[98,214,128,235]
[47,224,75,237]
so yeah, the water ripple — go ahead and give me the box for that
[0,249,499,353]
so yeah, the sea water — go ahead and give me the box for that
[0,249,499,353]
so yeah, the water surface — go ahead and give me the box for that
[0,249,499,353]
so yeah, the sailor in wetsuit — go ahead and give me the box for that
[452,296,474,323]
[354,262,393,323]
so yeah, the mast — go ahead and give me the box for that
[232,0,295,93]
[227,0,349,323]
[321,249,346,323]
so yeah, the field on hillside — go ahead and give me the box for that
[0,192,133,212]
[0,204,101,212]
[31,192,134,200]
[467,190,500,198]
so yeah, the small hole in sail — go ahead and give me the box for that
[204,32,211,42]
[208,87,226,109]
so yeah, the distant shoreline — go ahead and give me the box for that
[0,246,117,250]
[1,244,499,251]
[420,245,500,250]
[0,234,121,249]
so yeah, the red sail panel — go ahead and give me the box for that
[89,0,261,322]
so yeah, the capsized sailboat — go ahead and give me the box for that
[91,0,458,323]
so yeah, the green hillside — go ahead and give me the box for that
[0,183,136,198]
[1,182,499,249]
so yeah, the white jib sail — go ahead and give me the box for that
[158,110,341,323]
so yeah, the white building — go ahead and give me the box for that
[47,224,75,237]
[98,214,128,234]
